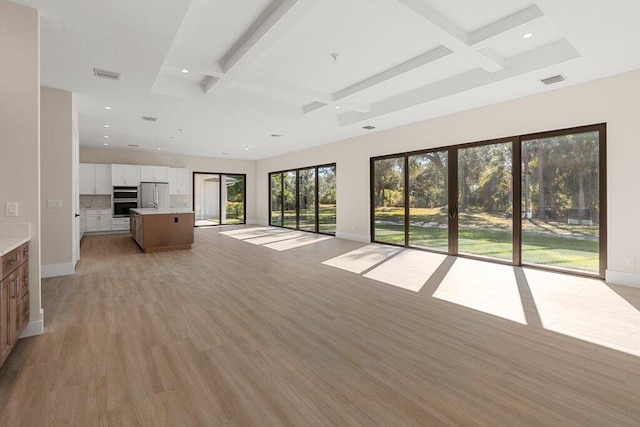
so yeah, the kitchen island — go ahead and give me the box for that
[130,208,195,253]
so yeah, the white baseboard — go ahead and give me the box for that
[336,231,370,243]
[20,309,44,338]
[41,262,75,278]
[606,270,640,289]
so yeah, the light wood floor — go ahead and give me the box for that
[2,226,640,425]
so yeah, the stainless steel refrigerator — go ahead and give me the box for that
[139,182,169,209]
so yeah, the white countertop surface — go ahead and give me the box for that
[0,223,30,256]
[130,208,195,215]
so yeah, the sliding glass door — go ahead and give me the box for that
[318,165,337,234]
[370,123,606,277]
[269,164,336,235]
[372,157,405,245]
[408,151,448,251]
[193,172,246,227]
[457,142,513,261]
[521,129,603,274]
[298,168,316,232]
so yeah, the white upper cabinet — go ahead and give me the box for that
[140,166,169,183]
[94,164,111,194]
[112,164,140,186]
[79,163,94,194]
[79,163,111,195]
[168,168,189,195]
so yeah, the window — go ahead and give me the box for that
[370,123,606,278]
[269,164,336,235]
[193,172,246,227]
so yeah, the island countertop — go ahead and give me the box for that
[130,208,195,215]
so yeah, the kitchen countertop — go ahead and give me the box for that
[130,208,194,215]
[0,223,30,255]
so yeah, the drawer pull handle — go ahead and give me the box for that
[9,258,18,265]
[10,280,17,298]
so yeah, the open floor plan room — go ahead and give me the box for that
[1,227,639,425]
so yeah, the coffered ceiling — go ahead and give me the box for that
[11,0,640,159]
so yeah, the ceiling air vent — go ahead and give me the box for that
[93,68,121,81]
[128,144,139,147]
[141,116,158,122]
[540,74,566,86]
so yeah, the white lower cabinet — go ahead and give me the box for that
[111,217,130,231]
[85,209,112,232]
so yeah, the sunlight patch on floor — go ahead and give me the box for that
[244,231,308,245]
[264,234,333,251]
[220,227,290,240]
[433,258,527,324]
[322,244,401,274]
[363,250,446,292]
[525,269,640,357]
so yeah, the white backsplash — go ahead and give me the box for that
[79,195,111,209]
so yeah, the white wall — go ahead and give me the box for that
[256,69,640,286]
[79,148,257,223]
[0,0,43,335]
[41,87,74,276]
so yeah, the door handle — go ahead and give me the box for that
[448,205,458,219]
[75,213,80,217]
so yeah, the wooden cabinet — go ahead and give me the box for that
[85,209,112,232]
[140,166,169,183]
[111,164,140,186]
[0,242,29,367]
[130,212,193,253]
[79,163,111,195]
[168,168,189,195]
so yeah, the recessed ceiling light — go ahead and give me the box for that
[270,134,282,138]
[103,143,108,146]
[104,124,110,128]
[335,106,341,110]
[523,32,533,39]
[244,145,249,151]
[181,69,189,74]
[157,147,162,150]
[103,135,109,139]
[105,106,111,110]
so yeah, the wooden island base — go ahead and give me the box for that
[130,211,194,253]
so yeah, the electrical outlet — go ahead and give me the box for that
[5,202,18,217]
[47,200,62,208]
[626,257,635,268]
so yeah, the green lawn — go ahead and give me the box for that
[374,207,599,273]
[271,205,336,234]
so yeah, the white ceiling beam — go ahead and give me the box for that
[203,0,323,95]
[303,101,327,114]
[340,39,580,127]
[469,5,545,47]
[334,46,453,101]
[395,0,504,72]
[302,46,451,115]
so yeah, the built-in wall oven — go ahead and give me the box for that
[113,186,138,217]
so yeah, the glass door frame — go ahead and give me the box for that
[192,171,247,227]
[370,123,607,278]
[268,163,337,236]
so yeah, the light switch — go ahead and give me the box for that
[5,202,18,217]
[47,200,63,208]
